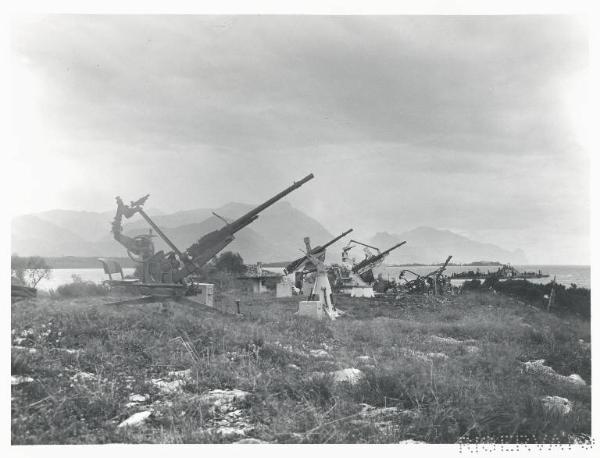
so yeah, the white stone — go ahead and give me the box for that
[540,396,572,416]
[567,374,586,386]
[287,364,301,371]
[399,439,427,444]
[168,368,193,380]
[523,361,587,387]
[151,378,186,393]
[129,394,149,402]
[11,375,34,385]
[198,389,250,409]
[331,368,365,385]
[309,349,331,358]
[117,410,152,428]
[356,355,372,362]
[71,371,97,382]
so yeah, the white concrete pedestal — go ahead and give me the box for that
[298,301,324,320]
[276,280,293,298]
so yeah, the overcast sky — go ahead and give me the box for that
[10,15,589,264]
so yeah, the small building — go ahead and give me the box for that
[237,262,282,294]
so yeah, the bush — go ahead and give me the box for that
[214,252,246,274]
[491,280,590,318]
[54,275,108,298]
[461,279,482,291]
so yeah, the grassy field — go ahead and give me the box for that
[11,287,591,444]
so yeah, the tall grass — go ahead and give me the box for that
[11,289,590,444]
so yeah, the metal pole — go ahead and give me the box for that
[137,208,184,258]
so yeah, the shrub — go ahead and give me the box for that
[55,275,108,298]
[461,279,482,291]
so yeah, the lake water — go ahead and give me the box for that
[35,265,590,291]
[36,268,136,291]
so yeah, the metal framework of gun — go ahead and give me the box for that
[284,228,354,275]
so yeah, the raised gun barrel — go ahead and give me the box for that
[425,255,453,278]
[284,228,354,274]
[176,174,315,280]
[226,173,314,234]
[352,241,406,275]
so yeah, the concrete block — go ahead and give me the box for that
[298,301,324,320]
[276,281,292,298]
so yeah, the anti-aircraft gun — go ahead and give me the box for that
[283,229,353,294]
[333,239,406,297]
[399,255,453,295]
[284,229,354,275]
[348,240,407,284]
[104,174,314,302]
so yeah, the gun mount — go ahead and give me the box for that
[106,174,314,301]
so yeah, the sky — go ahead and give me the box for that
[9,15,589,264]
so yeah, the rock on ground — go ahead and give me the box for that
[540,396,573,416]
[331,368,365,385]
[198,389,250,411]
[399,439,427,444]
[118,410,152,428]
[151,379,186,393]
[128,394,149,402]
[523,360,586,386]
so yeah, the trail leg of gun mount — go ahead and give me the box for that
[105,295,157,306]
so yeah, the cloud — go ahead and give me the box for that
[10,15,589,263]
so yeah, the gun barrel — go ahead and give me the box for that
[319,228,354,251]
[228,173,314,233]
[352,241,406,273]
[379,241,406,256]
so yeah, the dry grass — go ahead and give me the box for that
[11,288,591,444]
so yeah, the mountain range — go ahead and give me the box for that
[11,203,528,265]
